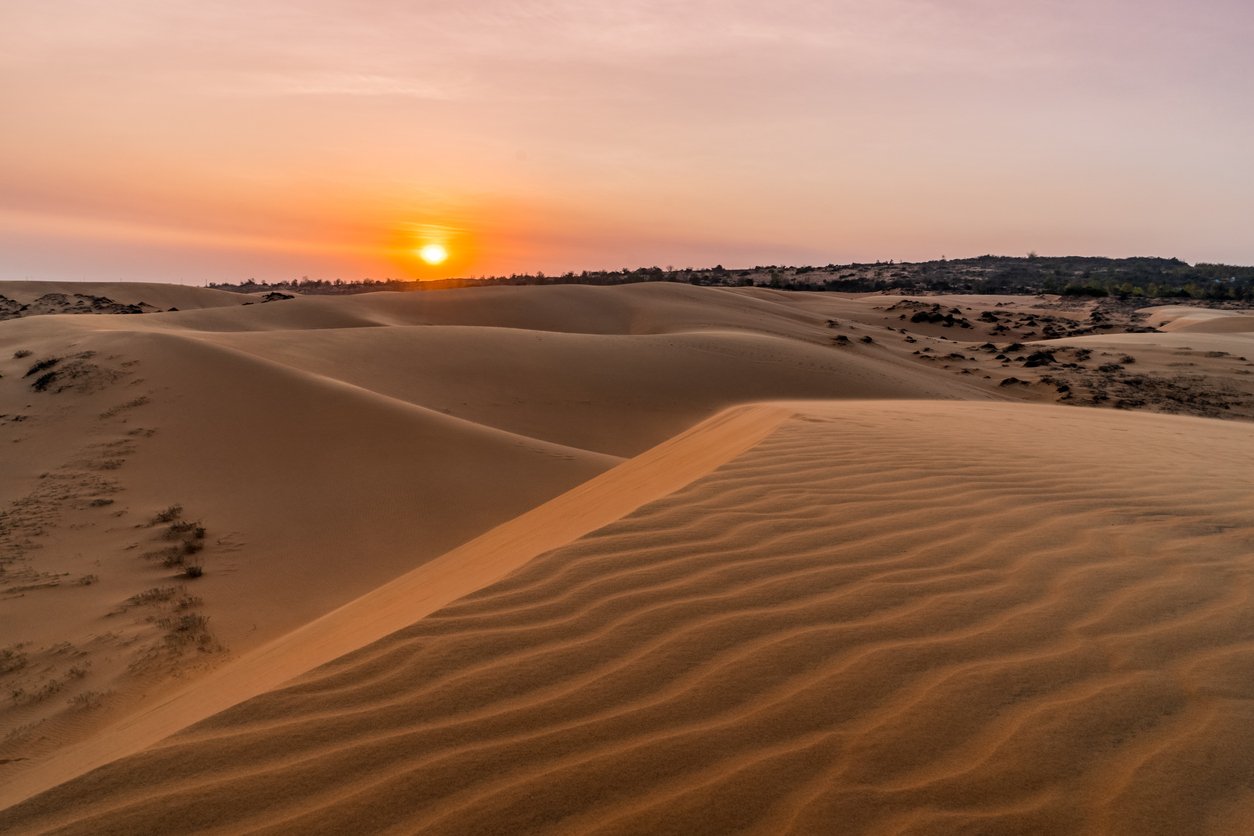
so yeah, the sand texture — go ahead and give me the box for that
[3,284,1254,833]
[4,402,1254,834]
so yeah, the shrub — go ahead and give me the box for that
[161,613,207,633]
[143,545,184,567]
[162,519,204,540]
[23,357,60,377]
[0,647,28,675]
[151,504,183,525]
[31,372,58,392]
[175,592,202,609]
[69,690,105,710]
[126,586,179,607]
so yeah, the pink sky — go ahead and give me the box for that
[3,1,1252,282]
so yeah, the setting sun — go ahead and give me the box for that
[418,243,449,265]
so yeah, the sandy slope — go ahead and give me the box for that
[0,320,615,774]
[1,283,994,794]
[1146,305,1254,333]
[198,326,975,456]
[4,283,1254,833]
[0,404,790,812]
[4,401,1253,834]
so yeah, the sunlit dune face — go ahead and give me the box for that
[418,243,449,265]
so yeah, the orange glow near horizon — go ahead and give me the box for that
[382,222,476,279]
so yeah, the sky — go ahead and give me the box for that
[3,0,1253,283]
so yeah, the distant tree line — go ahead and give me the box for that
[207,256,1254,302]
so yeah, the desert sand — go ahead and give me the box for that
[2,282,1254,833]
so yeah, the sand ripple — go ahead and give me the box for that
[3,402,1254,835]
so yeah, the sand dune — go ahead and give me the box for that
[4,283,1254,833]
[0,404,790,811]
[200,326,982,455]
[1146,305,1254,333]
[0,320,617,774]
[5,401,1254,834]
[1,283,992,789]
[126,283,842,337]
[0,281,249,312]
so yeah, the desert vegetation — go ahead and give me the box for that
[208,254,1254,302]
[142,506,208,573]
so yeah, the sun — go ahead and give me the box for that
[417,243,449,265]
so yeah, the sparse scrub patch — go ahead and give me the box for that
[99,395,150,419]
[162,519,205,540]
[150,504,183,525]
[23,357,59,377]
[159,612,212,648]
[12,677,65,705]
[162,612,208,633]
[116,586,214,656]
[144,545,185,568]
[69,690,105,710]
[31,371,59,392]
[0,646,29,676]
[13,349,32,359]
[142,507,208,571]
[174,592,203,610]
[124,586,179,608]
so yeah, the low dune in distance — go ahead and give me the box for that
[0,281,251,315]
[2,282,1254,833]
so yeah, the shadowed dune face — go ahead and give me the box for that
[7,402,1254,835]
[201,326,983,456]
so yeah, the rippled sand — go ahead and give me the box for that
[6,401,1254,834]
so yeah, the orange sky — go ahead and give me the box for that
[3,1,1253,282]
